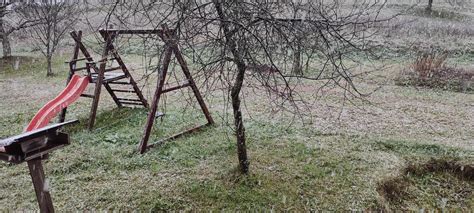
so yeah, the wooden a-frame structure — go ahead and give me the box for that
[60,25,214,153]
[138,25,214,153]
[60,30,149,129]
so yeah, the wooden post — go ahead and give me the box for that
[69,31,95,64]
[59,31,82,123]
[88,32,112,130]
[138,26,214,153]
[27,159,54,213]
[139,45,174,153]
[1,120,76,212]
[163,28,214,125]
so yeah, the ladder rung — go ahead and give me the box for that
[66,57,91,63]
[112,89,136,93]
[80,94,95,98]
[117,98,142,102]
[105,67,122,72]
[104,75,127,82]
[91,73,127,83]
[108,81,131,85]
[120,101,144,106]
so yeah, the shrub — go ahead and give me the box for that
[396,52,473,92]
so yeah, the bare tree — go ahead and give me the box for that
[98,0,391,174]
[0,1,39,58]
[17,1,79,76]
[0,2,10,57]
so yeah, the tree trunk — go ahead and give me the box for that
[46,55,53,76]
[426,0,433,12]
[292,44,302,75]
[231,64,249,174]
[213,0,249,174]
[2,35,11,58]
[0,18,12,58]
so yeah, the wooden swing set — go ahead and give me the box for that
[61,25,214,153]
[0,25,214,212]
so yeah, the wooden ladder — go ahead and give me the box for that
[87,48,149,108]
[59,30,149,129]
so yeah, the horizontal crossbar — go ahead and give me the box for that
[99,29,167,35]
[66,57,91,63]
[108,81,130,85]
[117,98,141,102]
[120,101,144,106]
[145,123,212,150]
[162,81,191,93]
[80,94,95,98]
[112,89,135,93]
[105,67,122,72]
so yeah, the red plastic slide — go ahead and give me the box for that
[0,74,88,152]
[25,74,89,132]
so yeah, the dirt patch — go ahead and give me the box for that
[377,159,474,210]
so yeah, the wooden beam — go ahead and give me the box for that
[145,123,211,150]
[100,36,149,108]
[59,31,82,123]
[28,159,55,213]
[88,31,112,130]
[162,82,191,93]
[138,25,214,154]
[98,29,165,35]
[161,25,214,125]
[139,46,174,154]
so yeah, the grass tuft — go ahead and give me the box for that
[396,51,474,92]
[411,8,470,21]
[378,158,474,210]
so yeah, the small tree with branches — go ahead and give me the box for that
[98,0,391,174]
[0,1,39,58]
[17,1,79,76]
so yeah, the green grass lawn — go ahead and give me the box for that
[0,53,472,211]
[1,3,474,207]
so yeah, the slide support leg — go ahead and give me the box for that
[27,159,54,213]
